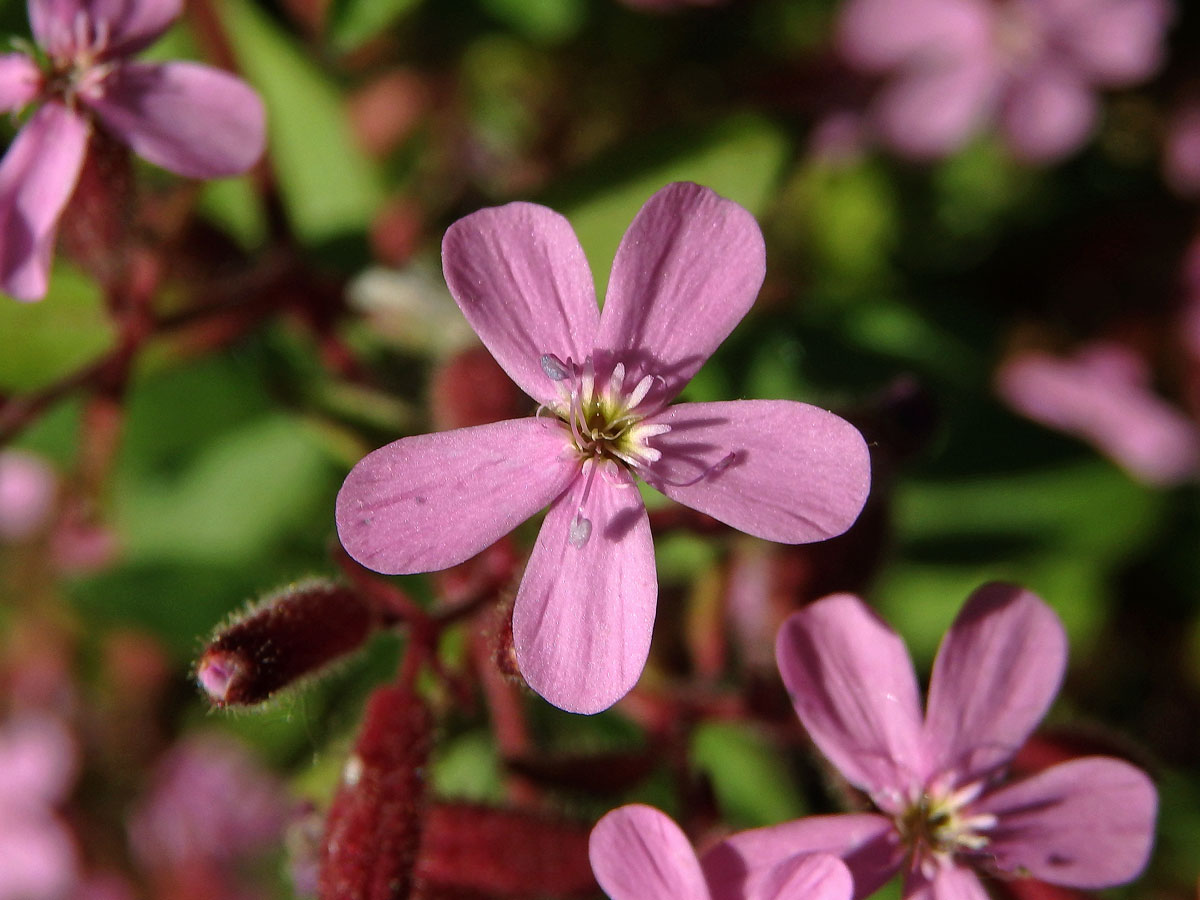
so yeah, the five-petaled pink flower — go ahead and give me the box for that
[0,0,266,301]
[705,584,1157,900]
[590,804,853,900]
[336,182,871,714]
[837,0,1173,161]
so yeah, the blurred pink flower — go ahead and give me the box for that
[1163,102,1200,196]
[837,0,1173,161]
[128,734,289,870]
[707,586,1157,899]
[0,715,79,900]
[0,0,265,301]
[0,450,56,541]
[995,341,1200,486]
[590,804,853,900]
[337,182,872,714]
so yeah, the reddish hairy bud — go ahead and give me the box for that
[197,580,375,707]
[320,685,432,900]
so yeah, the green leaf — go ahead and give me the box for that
[117,413,336,565]
[0,265,115,391]
[477,0,585,43]
[218,0,385,247]
[690,721,806,829]
[433,731,505,803]
[327,0,423,52]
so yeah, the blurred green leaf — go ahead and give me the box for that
[433,731,505,803]
[117,413,335,565]
[558,116,790,297]
[219,0,385,246]
[327,0,422,52]
[895,462,1159,554]
[477,0,585,43]
[691,721,806,829]
[197,176,269,249]
[782,158,898,285]
[0,266,115,391]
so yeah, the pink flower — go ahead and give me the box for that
[707,585,1157,900]
[0,450,56,541]
[1163,101,1200,197]
[837,0,1173,161]
[337,182,871,714]
[995,341,1200,486]
[590,804,853,900]
[128,734,289,869]
[0,715,79,900]
[0,0,265,301]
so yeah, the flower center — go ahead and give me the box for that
[539,354,670,472]
[40,11,114,104]
[894,779,997,877]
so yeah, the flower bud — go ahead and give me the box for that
[197,580,375,708]
[320,685,432,900]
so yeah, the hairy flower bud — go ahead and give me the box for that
[320,685,432,900]
[197,580,376,708]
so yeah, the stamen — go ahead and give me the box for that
[625,374,656,411]
[580,357,595,405]
[540,353,570,381]
[607,362,626,399]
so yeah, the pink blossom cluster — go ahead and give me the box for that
[0,715,78,900]
[0,0,264,301]
[836,0,1173,161]
[589,585,1157,900]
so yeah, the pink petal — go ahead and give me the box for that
[0,716,77,808]
[702,814,902,900]
[837,0,993,72]
[995,345,1200,485]
[1001,64,1097,162]
[589,805,710,900]
[1164,103,1200,197]
[336,418,578,575]
[30,0,180,59]
[903,864,990,900]
[744,853,854,900]
[442,202,600,408]
[873,56,1001,159]
[775,595,926,804]
[89,0,183,57]
[0,450,57,541]
[643,400,871,544]
[0,102,89,302]
[86,62,265,178]
[975,757,1157,888]
[595,183,765,408]
[0,815,78,899]
[1062,0,1171,86]
[513,459,656,714]
[0,54,40,113]
[28,0,84,57]
[923,583,1067,785]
